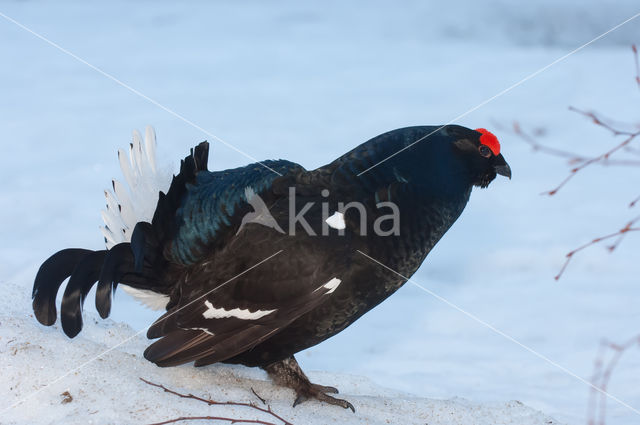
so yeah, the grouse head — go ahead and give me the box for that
[447,126,511,188]
[381,125,510,197]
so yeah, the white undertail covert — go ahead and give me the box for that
[100,126,172,310]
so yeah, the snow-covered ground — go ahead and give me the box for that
[0,279,558,425]
[1,1,640,424]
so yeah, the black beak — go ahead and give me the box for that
[493,154,511,179]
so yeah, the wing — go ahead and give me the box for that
[144,244,345,367]
[137,145,341,367]
[164,159,305,265]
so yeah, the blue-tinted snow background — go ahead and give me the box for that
[1,1,640,424]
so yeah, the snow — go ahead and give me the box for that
[1,1,640,424]
[0,279,557,425]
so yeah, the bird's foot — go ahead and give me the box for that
[263,355,355,412]
[292,381,354,412]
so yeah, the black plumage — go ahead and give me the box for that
[32,125,510,411]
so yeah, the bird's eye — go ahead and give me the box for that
[478,145,492,158]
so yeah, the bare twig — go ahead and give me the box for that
[541,104,640,279]
[148,415,280,425]
[554,221,640,280]
[569,107,639,137]
[140,378,294,425]
[251,388,267,405]
[510,57,640,280]
[511,121,640,168]
[511,118,640,202]
[541,110,640,197]
[588,336,640,425]
[512,120,640,279]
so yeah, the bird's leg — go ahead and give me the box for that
[263,355,355,412]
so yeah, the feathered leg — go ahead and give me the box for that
[263,355,355,412]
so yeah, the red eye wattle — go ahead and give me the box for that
[475,128,500,156]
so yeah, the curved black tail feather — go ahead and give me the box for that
[60,250,107,337]
[32,141,210,338]
[96,243,134,319]
[32,248,93,326]
[34,243,164,339]
[131,222,154,272]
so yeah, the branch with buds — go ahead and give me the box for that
[510,45,640,279]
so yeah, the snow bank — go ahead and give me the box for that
[0,280,559,425]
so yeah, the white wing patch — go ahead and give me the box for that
[325,212,346,230]
[323,277,342,294]
[100,126,173,308]
[202,300,276,320]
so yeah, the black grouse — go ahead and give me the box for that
[32,125,510,411]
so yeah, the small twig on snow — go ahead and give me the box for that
[139,378,294,425]
[251,388,267,405]
[147,415,279,425]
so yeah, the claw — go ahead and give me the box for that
[293,393,307,408]
[313,390,355,412]
[293,388,355,412]
[344,400,356,413]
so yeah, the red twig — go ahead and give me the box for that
[542,109,640,197]
[508,113,640,279]
[511,122,640,169]
[568,107,639,137]
[588,336,640,425]
[555,218,640,280]
[139,378,294,425]
[511,118,640,199]
[546,103,640,279]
